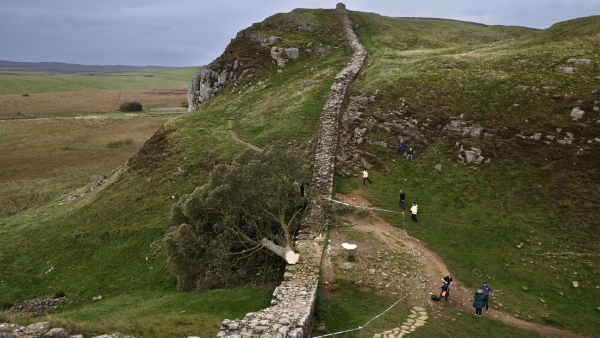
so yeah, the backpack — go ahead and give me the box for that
[430,294,440,301]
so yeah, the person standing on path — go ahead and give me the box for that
[399,189,406,209]
[363,168,372,185]
[410,202,418,222]
[441,274,453,300]
[480,281,494,313]
[473,289,485,317]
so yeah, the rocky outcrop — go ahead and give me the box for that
[187,58,249,112]
[7,295,66,317]
[441,116,484,138]
[188,23,336,111]
[271,47,300,67]
[186,28,284,112]
[0,322,129,338]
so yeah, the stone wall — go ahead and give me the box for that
[311,2,367,195]
[217,3,367,338]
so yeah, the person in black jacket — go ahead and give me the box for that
[441,274,453,300]
[406,148,414,161]
[399,189,406,209]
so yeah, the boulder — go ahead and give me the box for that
[570,107,585,120]
[567,58,591,65]
[42,328,69,338]
[0,323,21,333]
[24,322,52,336]
[464,150,477,163]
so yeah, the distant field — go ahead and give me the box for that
[0,67,197,95]
[0,109,185,217]
[0,70,190,217]
[0,88,187,117]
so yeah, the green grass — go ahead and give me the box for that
[0,8,350,337]
[1,7,599,337]
[0,67,198,95]
[315,279,545,338]
[0,289,271,337]
[329,13,600,336]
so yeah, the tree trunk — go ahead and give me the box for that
[261,238,299,264]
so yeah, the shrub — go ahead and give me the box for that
[119,101,143,112]
[54,290,66,298]
[107,140,123,149]
[124,138,134,146]
[0,302,13,310]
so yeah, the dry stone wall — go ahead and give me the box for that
[217,3,367,338]
[311,3,367,195]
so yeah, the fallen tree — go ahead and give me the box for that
[165,145,309,291]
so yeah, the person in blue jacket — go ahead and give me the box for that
[397,137,405,154]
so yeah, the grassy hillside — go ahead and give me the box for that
[330,12,599,335]
[0,8,350,337]
[1,7,599,338]
[0,68,197,95]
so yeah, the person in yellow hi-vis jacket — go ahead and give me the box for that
[410,202,418,222]
[363,168,372,185]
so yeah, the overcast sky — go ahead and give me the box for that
[1,0,598,67]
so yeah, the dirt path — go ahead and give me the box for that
[321,193,589,338]
[227,118,262,151]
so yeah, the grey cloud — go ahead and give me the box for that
[1,0,599,67]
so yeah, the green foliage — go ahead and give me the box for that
[119,101,143,112]
[165,145,309,291]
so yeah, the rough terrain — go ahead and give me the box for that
[321,193,589,338]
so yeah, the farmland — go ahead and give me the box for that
[0,67,196,216]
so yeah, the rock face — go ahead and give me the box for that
[187,23,332,112]
[271,47,300,67]
[186,28,286,112]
